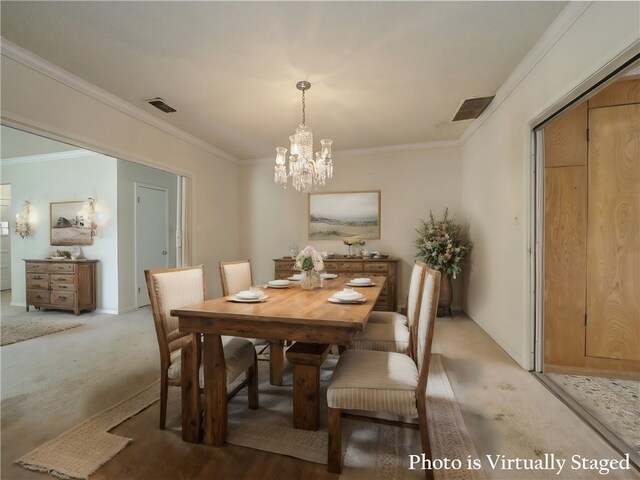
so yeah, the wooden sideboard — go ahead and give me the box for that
[24,259,98,315]
[274,257,399,312]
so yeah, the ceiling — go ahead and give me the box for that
[0,2,567,161]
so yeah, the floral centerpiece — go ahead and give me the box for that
[295,245,324,289]
[415,209,472,315]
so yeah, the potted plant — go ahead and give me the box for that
[415,209,472,316]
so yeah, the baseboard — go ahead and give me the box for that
[545,364,640,381]
[94,309,118,315]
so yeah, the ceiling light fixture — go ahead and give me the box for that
[274,81,333,192]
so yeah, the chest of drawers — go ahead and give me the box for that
[24,259,98,315]
[274,257,399,312]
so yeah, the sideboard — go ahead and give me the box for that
[24,259,98,315]
[273,257,399,312]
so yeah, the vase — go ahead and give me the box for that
[437,273,453,317]
[300,270,322,290]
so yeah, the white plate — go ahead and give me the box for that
[328,296,366,304]
[268,279,291,287]
[350,278,372,285]
[267,284,291,289]
[333,292,365,301]
[287,275,303,281]
[346,281,375,287]
[227,294,268,303]
[321,273,338,279]
[235,290,261,300]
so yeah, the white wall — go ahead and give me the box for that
[117,159,178,312]
[1,153,119,311]
[460,2,640,368]
[1,54,242,298]
[240,146,463,306]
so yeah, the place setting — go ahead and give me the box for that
[266,279,291,289]
[287,273,303,282]
[226,289,269,303]
[320,272,338,280]
[346,277,376,287]
[328,288,367,304]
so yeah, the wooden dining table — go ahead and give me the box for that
[172,274,385,446]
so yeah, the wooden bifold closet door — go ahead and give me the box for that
[585,103,640,361]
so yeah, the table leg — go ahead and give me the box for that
[181,333,201,443]
[203,333,227,446]
[269,341,284,385]
[286,342,330,431]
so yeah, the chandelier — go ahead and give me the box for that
[274,81,333,192]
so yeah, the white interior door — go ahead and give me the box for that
[0,196,12,291]
[136,184,169,307]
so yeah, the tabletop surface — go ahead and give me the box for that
[172,275,386,329]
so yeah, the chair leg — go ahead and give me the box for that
[248,352,259,410]
[159,375,168,430]
[417,400,434,480]
[328,407,342,474]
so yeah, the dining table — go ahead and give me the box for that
[172,274,385,446]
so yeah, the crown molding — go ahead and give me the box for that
[243,139,462,165]
[459,1,593,145]
[1,149,95,166]
[0,38,240,166]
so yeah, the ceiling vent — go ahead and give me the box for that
[147,97,177,113]
[452,96,494,121]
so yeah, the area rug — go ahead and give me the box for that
[222,354,484,480]
[16,383,158,479]
[1,315,82,346]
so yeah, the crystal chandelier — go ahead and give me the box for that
[274,81,333,192]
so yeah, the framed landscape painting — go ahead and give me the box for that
[50,200,94,246]
[308,190,381,240]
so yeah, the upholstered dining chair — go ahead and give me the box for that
[350,260,427,356]
[145,265,258,429]
[327,265,441,479]
[219,259,286,385]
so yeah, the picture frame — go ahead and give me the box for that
[308,190,381,240]
[50,200,94,246]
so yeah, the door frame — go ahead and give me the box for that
[134,182,170,308]
[529,46,640,372]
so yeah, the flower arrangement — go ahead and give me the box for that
[295,245,324,272]
[415,209,472,279]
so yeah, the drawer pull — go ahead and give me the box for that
[57,277,67,281]
[58,296,67,300]
[34,275,42,280]
[36,295,43,299]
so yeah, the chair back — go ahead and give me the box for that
[145,265,206,373]
[406,261,427,328]
[415,266,441,396]
[219,260,253,296]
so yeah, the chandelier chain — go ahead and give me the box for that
[301,89,306,125]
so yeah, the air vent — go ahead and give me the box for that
[452,96,494,121]
[147,97,177,113]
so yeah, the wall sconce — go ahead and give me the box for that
[15,201,32,239]
[87,197,98,238]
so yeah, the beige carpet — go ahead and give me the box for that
[1,314,82,346]
[17,383,158,479]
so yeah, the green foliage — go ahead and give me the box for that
[415,209,472,279]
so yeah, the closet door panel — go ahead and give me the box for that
[586,104,640,361]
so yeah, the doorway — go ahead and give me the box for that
[534,69,639,462]
[135,183,169,307]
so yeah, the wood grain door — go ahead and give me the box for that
[586,103,640,361]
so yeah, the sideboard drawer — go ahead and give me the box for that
[51,282,77,292]
[338,262,363,272]
[27,273,49,282]
[50,274,75,285]
[48,263,76,273]
[323,261,340,271]
[51,292,75,307]
[275,260,295,271]
[27,290,50,305]
[276,272,291,280]
[27,279,49,290]
[26,262,48,273]
[364,262,389,273]
[374,296,390,310]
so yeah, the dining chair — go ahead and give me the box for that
[327,265,440,479]
[145,265,258,429]
[350,260,427,356]
[219,259,286,385]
